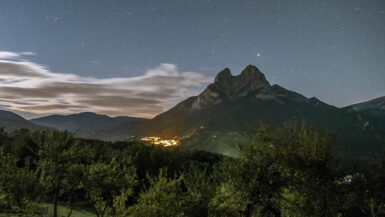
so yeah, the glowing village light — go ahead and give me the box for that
[140,136,179,147]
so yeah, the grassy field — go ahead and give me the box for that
[0,204,95,217]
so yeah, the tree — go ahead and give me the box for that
[209,125,286,217]
[0,128,9,148]
[210,146,284,216]
[342,156,385,217]
[0,153,40,213]
[271,124,341,217]
[86,157,137,217]
[61,163,88,217]
[209,123,341,217]
[34,130,92,217]
[128,168,185,217]
[366,156,385,217]
[183,167,216,217]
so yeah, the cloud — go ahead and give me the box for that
[0,51,36,59]
[0,60,51,78]
[0,51,20,59]
[20,52,36,56]
[0,51,212,118]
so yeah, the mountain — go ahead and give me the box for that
[344,97,385,142]
[30,112,147,139]
[135,65,385,157]
[0,110,42,132]
[345,96,385,120]
[2,65,383,158]
[0,110,25,121]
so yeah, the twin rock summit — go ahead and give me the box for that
[193,65,271,109]
[22,65,385,157]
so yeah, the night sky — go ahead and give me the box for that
[0,0,384,118]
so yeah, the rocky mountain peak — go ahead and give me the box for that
[192,65,271,110]
[214,68,232,84]
[240,64,270,87]
[240,64,263,77]
[213,65,270,96]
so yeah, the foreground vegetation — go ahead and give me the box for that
[0,124,384,217]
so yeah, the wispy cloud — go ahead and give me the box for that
[0,51,21,59]
[0,51,36,59]
[0,51,212,118]
[20,52,36,56]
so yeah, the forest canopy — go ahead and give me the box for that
[0,124,384,217]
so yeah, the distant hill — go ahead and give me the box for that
[134,65,385,157]
[30,112,147,140]
[0,110,42,132]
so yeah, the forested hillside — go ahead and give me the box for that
[0,125,384,217]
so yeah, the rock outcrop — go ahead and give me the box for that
[192,65,271,109]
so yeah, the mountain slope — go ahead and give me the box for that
[0,110,41,132]
[30,112,147,139]
[345,96,385,120]
[135,65,385,157]
[344,96,385,144]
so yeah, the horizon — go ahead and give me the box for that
[1,64,384,120]
[1,0,384,118]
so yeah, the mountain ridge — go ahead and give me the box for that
[0,110,43,132]
[30,112,147,132]
[133,65,385,157]
[0,65,383,158]
[344,96,385,119]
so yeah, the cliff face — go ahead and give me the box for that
[192,65,270,110]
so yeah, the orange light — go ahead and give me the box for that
[140,137,179,147]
